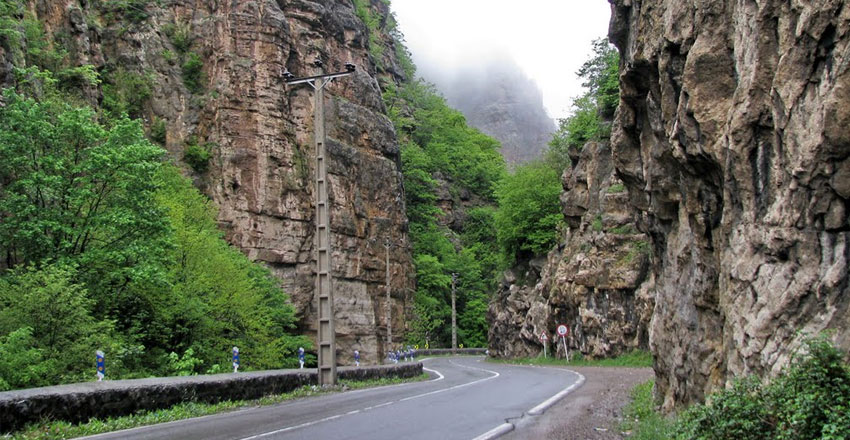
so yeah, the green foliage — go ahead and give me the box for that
[0,89,170,288]
[102,67,153,118]
[675,337,850,440]
[547,38,619,155]
[494,160,563,262]
[102,0,151,24]
[490,349,654,368]
[154,166,310,371]
[0,264,117,386]
[181,52,205,94]
[0,72,307,388]
[0,327,51,391]
[592,215,604,232]
[386,76,506,348]
[184,141,212,173]
[608,183,626,193]
[620,380,676,440]
[150,117,167,144]
[163,21,192,54]
[352,0,384,64]
[165,348,203,376]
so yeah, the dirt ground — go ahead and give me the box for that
[503,367,654,440]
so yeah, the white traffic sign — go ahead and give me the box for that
[539,331,548,341]
[557,324,568,336]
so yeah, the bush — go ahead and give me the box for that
[150,117,167,144]
[676,337,850,440]
[184,141,212,173]
[181,52,205,94]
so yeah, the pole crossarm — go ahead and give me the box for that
[284,69,355,89]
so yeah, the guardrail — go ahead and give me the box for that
[0,363,422,433]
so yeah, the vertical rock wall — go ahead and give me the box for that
[28,0,414,364]
[489,140,654,360]
[610,0,850,409]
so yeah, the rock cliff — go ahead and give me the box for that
[423,58,555,165]
[610,0,850,409]
[489,140,653,360]
[24,0,415,364]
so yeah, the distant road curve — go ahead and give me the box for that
[82,356,583,440]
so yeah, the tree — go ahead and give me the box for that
[495,161,564,263]
[0,264,115,385]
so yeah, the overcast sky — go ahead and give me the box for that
[390,0,612,120]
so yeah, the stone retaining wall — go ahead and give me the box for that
[0,363,422,433]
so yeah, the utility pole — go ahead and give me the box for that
[384,238,392,354]
[284,60,356,386]
[451,273,457,351]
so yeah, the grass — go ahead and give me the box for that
[6,374,429,440]
[487,349,653,368]
[619,380,675,439]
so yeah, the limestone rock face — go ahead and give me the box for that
[429,58,556,165]
[489,140,653,360]
[610,0,850,409]
[28,0,414,364]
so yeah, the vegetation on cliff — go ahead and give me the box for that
[384,76,506,348]
[0,6,308,390]
[623,337,850,440]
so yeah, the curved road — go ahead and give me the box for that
[82,356,582,440]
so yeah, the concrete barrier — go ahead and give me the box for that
[415,348,488,356]
[0,363,422,433]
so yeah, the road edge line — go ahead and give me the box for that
[471,422,514,440]
[527,370,586,416]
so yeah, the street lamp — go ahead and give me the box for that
[284,59,356,386]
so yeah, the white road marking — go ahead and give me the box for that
[238,359,498,440]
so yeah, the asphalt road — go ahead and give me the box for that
[81,356,582,440]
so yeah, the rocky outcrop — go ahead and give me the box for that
[27,0,415,363]
[610,0,850,409]
[424,57,555,165]
[489,140,653,360]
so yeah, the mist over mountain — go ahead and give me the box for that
[420,57,556,165]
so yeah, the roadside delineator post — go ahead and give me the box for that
[96,350,105,381]
[539,331,549,358]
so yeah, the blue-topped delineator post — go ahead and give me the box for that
[284,60,356,386]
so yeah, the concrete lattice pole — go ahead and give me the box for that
[451,273,457,351]
[385,238,392,355]
[313,73,337,386]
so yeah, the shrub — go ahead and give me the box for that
[676,337,850,440]
[150,117,167,144]
[184,141,211,173]
[181,52,205,94]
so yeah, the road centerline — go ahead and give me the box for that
[237,359,500,440]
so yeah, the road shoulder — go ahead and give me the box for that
[504,367,653,440]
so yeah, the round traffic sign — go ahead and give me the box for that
[557,324,568,336]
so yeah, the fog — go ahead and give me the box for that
[390,0,612,120]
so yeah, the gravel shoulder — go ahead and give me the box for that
[504,366,654,440]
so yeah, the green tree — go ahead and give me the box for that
[154,166,310,371]
[495,161,563,263]
[547,38,619,157]
[0,264,116,385]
